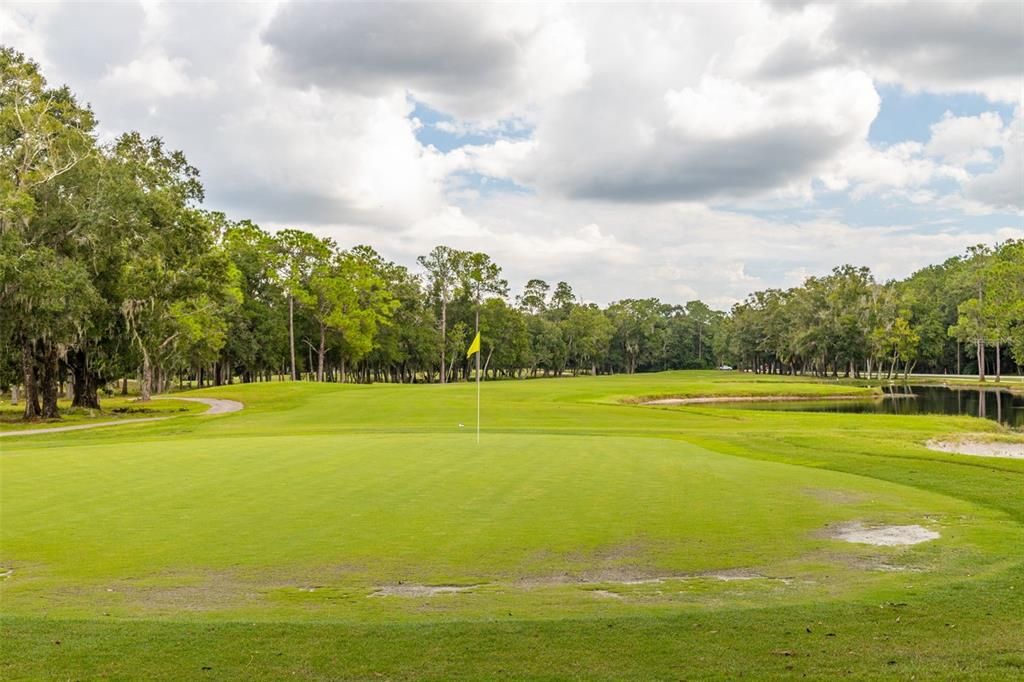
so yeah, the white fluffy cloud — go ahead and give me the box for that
[827,0,1024,103]
[1,0,1020,307]
[926,112,1005,166]
[965,109,1024,212]
[102,52,216,98]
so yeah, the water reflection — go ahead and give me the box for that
[714,385,1024,427]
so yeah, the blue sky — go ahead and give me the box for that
[869,86,1016,146]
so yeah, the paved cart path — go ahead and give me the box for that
[0,397,243,438]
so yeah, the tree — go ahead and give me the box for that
[276,229,331,381]
[549,281,576,320]
[480,298,530,377]
[417,245,465,384]
[1,47,98,418]
[458,251,509,378]
[308,245,397,382]
[562,304,613,375]
[948,245,995,381]
[985,240,1024,381]
[221,220,288,383]
[516,278,550,315]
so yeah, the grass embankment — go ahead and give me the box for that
[1,371,1022,679]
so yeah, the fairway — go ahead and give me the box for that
[2,372,1024,678]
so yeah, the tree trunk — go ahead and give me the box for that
[317,324,326,382]
[977,338,985,382]
[289,294,297,381]
[21,341,41,420]
[140,351,153,401]
[11,385,19,406]
[995,341,1001,382]
[440,297,447,384]
[447,353,457,384]
[40,343,60,419]
[69,348,101,410]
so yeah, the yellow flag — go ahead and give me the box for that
[466,331,481,358]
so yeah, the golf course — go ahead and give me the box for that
[2,371,1023,679]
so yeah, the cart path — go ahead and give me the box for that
[0,397,243,438]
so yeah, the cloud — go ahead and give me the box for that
[925,111,1005,165]
[828,1,1024,102]
[102,52,216,98]
[2,0,1020,308]
[965,109,1024,212]
[261,3,588,120]
[515,65,878,203]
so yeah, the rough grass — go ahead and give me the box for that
[1,371,1022,679]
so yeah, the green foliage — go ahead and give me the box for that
[3,44,1021,425]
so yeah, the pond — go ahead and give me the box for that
[712,385,1024,428]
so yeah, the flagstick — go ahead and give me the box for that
[476,360,480,445]
[476,317,481,445]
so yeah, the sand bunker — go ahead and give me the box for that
[832,522,939,546]
[165,397,244,415]
[926,439,1024,459]
[641,394,866,406]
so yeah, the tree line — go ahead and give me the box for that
[722,242,1024,381]
[3,47,1022,421]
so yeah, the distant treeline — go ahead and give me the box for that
[3,47,1023,420]
[724,244,1023,381]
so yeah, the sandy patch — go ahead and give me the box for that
[640,394,869,406]
[370,583,483,597]
[925,439,1024,459]
[801,487,869,505]
[591,589,624,599]
[831,522,939,546]
[162,397,244,415]
[518,568,786,588]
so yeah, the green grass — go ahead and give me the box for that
[2,371,1022,679]
[0,395,207,431]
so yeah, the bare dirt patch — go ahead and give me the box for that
[801,487,870,505]
[831,522,939,546]
[370,583,484,597]
[925,439,1024,459]
[517,568,787,588]
[590,589,624,599]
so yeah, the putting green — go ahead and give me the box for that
[2,429,1019,622]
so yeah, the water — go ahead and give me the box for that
[713,385,1024,427]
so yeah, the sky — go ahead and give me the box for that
[2,1,1022,309]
